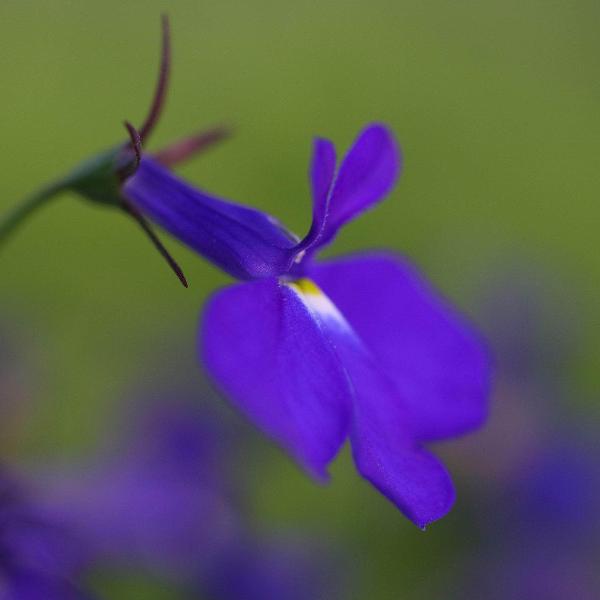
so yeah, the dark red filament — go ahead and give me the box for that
[124,121,142,168]
[153,126,231,167]
[121,199,189,288]
[138,14,171,142]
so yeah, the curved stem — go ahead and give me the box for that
[0,181,65,246]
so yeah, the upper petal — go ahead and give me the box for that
[294,281,455,527]
[309,252,492,441]
[295,138,337,252]
[307,124,401,253]
[310,138,337,228]
[200,278,350,480]
[329,124,400,228]
[123,157,297,280]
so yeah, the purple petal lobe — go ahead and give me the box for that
[123,157,297,280]
[200,278,350,479]
[349,367,456,528]
[310,138,337,222]
[351,425,455,529]
[295,282,455,526]
[313,124,400,251]
[296,138,337,251]
[309,253,491,441]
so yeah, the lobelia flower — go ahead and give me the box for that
[123,127,491,525]
[1,14,491,526]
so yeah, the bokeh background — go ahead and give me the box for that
[1,1,599,598]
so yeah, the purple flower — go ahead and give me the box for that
[1,14,490,526]
[39,391,345,599]
[123,124,491,527]
[465,552,598,600]
[458,432,600,600]
[0,468,91,600]
[0,336,93,598]
[446,271,600,599]
[201,535,342,600]
[39,396,238,581]
[510,433,600,542]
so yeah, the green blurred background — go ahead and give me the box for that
[1,1,599,598]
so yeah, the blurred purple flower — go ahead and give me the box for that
[461,431,600,600]
[39,396,239,581]
[124,124,491,527]
[466,552,598,600]
[0,332,93,598]
[201,536,339,600]
[508,433,600,542]
[39,392,345,599]
[448,270,600,599]
[0,468,91,600]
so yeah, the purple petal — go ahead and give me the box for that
[293,282,455,526]
[347,354,455,528]
[200,279,350,480]
[351,427,455,529]
[311,124,400,251]
[123,157,297,280]
[310,138,337,222]
[296,138,337,251]
[309,252,491,441]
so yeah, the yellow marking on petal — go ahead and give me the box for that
[287,277,351,331]
[290,278,323,296]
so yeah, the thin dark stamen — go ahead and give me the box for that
[153,126,231,167]
[124,121,142,168]
[117,121,143,182]
[121,198,188,288]
[138,14,171,142]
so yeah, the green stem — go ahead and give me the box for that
[0,181,66,246]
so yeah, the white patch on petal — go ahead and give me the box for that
[287,278,351,333]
